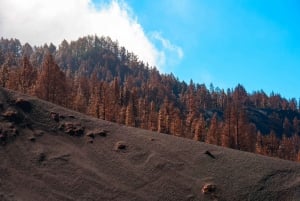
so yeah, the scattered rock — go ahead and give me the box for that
[59,122,85,136]
[86,131,95,139]
[86,129,107,139]
[28,136,36,142]
[202,183,217,194]
[50,112,60,122]
[96,130,108,137]
[2,109,23,123]
[114,141,127,151]
[204,150,216,159]
[150,138,156,141]
[15,98,31,112]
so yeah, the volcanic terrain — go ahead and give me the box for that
[0,87,300,201]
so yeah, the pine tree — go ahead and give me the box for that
[87,90,100,118]
[149,101,158,131]
[206,113,219,145]
[266,130,279,157]
[158,98,170,134]
[283,117,292,136]
[255,131,264,154]
[193,114,206,141]
[138,98,148,129]
[221,105,233,148]
[125,101,135,127]
[35,54,67,105]
[18,56,36,94]
[0,59,10,87]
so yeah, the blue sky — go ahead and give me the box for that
[122,0,300,99]
[1,0,299,99]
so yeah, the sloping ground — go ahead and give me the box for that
[0,87,300,201]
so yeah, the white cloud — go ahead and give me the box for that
[151,32,183,71]
[0,0,183,70]
[152,32,184,59]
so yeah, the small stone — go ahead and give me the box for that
[50,112,59,122]
[28,136,36,142]
[202,183,217,194]
[86,131,95,138]
[204,150,216,159]
[2,110,22,123]
[60,122,85,136]
[96,130,107,137]
[114,141,127,151]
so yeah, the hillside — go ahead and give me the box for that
[1,36,300,162]
[1,87,300,201]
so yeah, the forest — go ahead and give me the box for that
[0,36,299,161]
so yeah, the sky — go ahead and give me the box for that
[0,0,300,99]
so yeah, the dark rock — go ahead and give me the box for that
[50,112,59,122]
[2,109,23,123]
[204,150,216,159]
[28,136,36,142]
[86,131,95,139]
[60,122,85,136]
[96,130,108,137]
[86,129,107,139]
[202,183,217,194]
[73,127,84,136]
[114,141,127,151]
[15,98,31,112]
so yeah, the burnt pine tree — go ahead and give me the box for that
[35,54,67,105]
[18,56,36,94]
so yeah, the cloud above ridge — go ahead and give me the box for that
[0,0,183,70]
